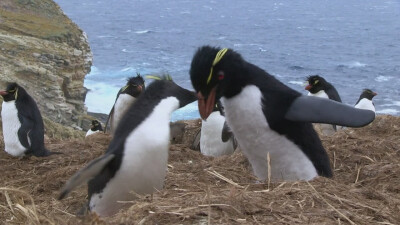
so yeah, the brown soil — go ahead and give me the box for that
[0,115,399,225]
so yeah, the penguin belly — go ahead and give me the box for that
[200,112,235,157]
[355,98,375,112]
[85,130,99,137]
[89,97,178,216]
[111,94,136,132]
[222,85,318,181]
[1,101,27,156]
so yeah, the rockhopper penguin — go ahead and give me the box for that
[355,89,377,113]
[86,120,103,137]
[0,82,53,157]
[105,74,145,134]
[305,75,342,134]
[190,46,375,181]
[59,78,197,216]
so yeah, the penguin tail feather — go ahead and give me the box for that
[58,154,115,200]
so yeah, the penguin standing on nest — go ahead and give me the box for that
[355,89,377,113]
[59,77,197,216]
[105,74,145,134]
[305,75,342,134]
[0,82,52,157]
[200,101,237,157]
[190,46,375,181]
[85,120,103,137]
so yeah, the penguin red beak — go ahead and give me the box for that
[373,92,377,96]
[0,90,7,96]
[197,86,217,120]
[305,84,312,90]
[138,85,143,92]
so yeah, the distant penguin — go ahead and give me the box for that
[86,120,103,137]
[105,74,145,134]
[355,89,377,113]
[59,78,197,216]
[200,102,237,157]
[305,75,342,134]
[305,75,342,102]
[190,46,375,181]
[0,83,52,157]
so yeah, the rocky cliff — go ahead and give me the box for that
[0,0,92,128]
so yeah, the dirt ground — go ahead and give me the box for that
[0,115,399,225]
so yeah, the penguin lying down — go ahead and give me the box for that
[0,83,58,157]
[86,120,103,137]
[190,46,375,182]
[59,78,197,216]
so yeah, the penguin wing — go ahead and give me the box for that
[326,86,342,102]
[58,154,115,200]
[17,117,34,148]
[221,121,234,142]
[104,106,115,133]
[285,96,375,127]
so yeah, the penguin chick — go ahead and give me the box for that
[355,89,377,113]
[190,46,375,182]
[86,120,103,137]
[105,73,145,134]
[59,78,196,217]
[200,102,237,157]
[0,82,55,157]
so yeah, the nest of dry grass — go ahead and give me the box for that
[0,115,399,224]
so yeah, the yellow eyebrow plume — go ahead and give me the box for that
[207,48,228,84]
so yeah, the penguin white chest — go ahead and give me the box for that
[308,90,329,99]
[89,97,179,216]
[355,98,375,112]
[112,94,136,129]
[200,111,235,157]
[1,101,27,156]
[222,85,317,181]
[85,129,99,137]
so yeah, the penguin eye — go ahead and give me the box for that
[218,71,225,80]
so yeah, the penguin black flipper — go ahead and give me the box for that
[325,84,342,103]
[58,154,115,200]
[285,96,375,127]
[104,106,115,133]
[17,117,34,149]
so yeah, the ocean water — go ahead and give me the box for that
[54,0,400,120]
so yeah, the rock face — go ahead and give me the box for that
[0,0,92,127]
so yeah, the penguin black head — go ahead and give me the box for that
[305,75,329,94]
[91,120,103,131]
[359,89,377,100]
[0,82,27,102]
[190,46,244,119]
[121,73,145,97]
[146,78,197,108]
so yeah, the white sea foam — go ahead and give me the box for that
[376,108,399,115]
[348,61,367,68]
[375,76,393,82]
[381,101,400,107]
[288,81,304,86]
[171,102,199,122]
[135,30,151,34]
[84,80,120,114]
